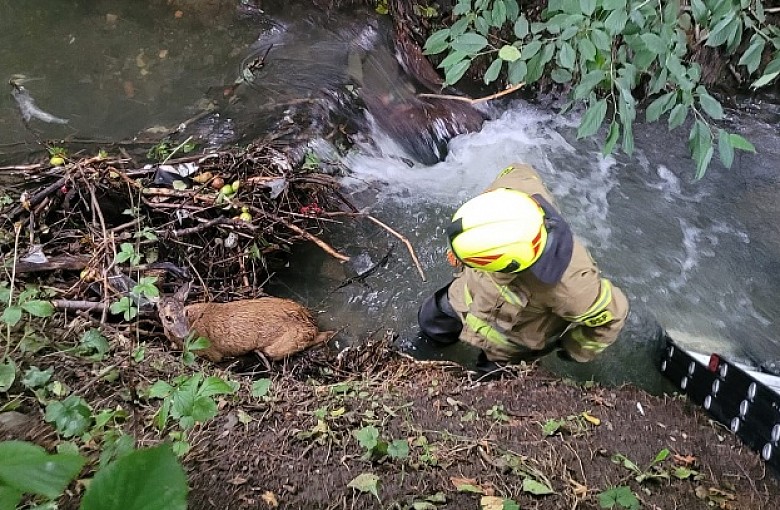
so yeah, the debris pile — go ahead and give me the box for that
[0,140,355,323]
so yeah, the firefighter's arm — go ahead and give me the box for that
[554,275,629,362]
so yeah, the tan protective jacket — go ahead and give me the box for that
[447,163,629,362]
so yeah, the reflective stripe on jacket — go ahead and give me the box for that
[447,163,629,362]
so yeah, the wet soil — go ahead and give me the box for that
[2,336,778,510]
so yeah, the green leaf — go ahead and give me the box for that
[621,118,635,155]
[520,40,542,60]
[484,58,503,85]
[739,37,765,74]
[444,59,472,85]
[646,91,676,122]
[697,89,724,120]
[188,336,211,351]
[354,426,380,451]
[706,13,736,47]
[603,120,621,156]
[551,68,573,83]
[574,70,606,99]
[21,366,53,389]
[20,300,54,318]
[690,0,707,23]
[601,0,626,10]
[751,70,779,89]
[598,486,639,510]
[541,418,564,436]
[0,306,22,327]
[0,441,85,500]
[0,485,22,510]
[198,376,236,397]
[559,41,576,70]
[388,439,409,459]
[189,396,218,423]
[347,473,380,501]
[81,445,188,510]
[148,380,173,399]
[580,0,596,16]
[689,120,714,180]
[729,133,756,152]
[653,448,671,464]
[0,360,16,392]
[522,478,554,495]
[44,395,93,437]
[251,378,272,398]
[498,45,521,62]
[604,9,628,36]
[514,15,528,38]
[491,0,507,27]
[718,129,735,168]
[667,103,689,130]
[132,276,159,299]
[590,29,611,52]
[508,60,527,83]
[578,38,597,62]
[451,32,488,54]
[640,33,666,56]
[79,328,110,360]
[577,99,608,139]
[424,29,451,55]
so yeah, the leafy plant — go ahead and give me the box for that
[598,485,639,509]
[486,403,510,422]
[180,333,211,366]
[354,425,409,461]
[44,395,93,438]
[0,283,55,328]
[251,378,272,398]
[612,448,672,483]
[0,441,188,510]
[347,472,381,502]
[149,372,237,431]
[0,440,85,508]
[114,242,142,266]
[425,0,769,178]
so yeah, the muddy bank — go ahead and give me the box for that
[2,338,777,509]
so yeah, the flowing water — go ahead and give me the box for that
[2,1,780,392]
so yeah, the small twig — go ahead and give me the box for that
[51,300,108,312]
[417,82,525,105]
[161,136,194,164]
[366,215,426,281]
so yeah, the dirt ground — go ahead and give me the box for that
[2,335,778,510]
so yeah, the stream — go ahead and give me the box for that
[2,0,779,393]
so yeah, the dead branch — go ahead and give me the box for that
[366,215,426,281]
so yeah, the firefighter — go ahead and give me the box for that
[418,163,629,370]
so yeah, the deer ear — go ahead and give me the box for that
[174,281,192,302]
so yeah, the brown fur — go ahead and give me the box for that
[158,284,334,362]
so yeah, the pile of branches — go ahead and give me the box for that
[0,140,356,321]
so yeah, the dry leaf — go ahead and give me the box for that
[229,476,247,485]
[451,477,483,494]
[261,491,279,508]
[582,411,601,426]
[480,496,504,510]
[673,453,697,466]
[568,478,588,498]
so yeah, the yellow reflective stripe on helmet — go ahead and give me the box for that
[568,328,609,353]
[566,279,613,325]
[464,313,514,348]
